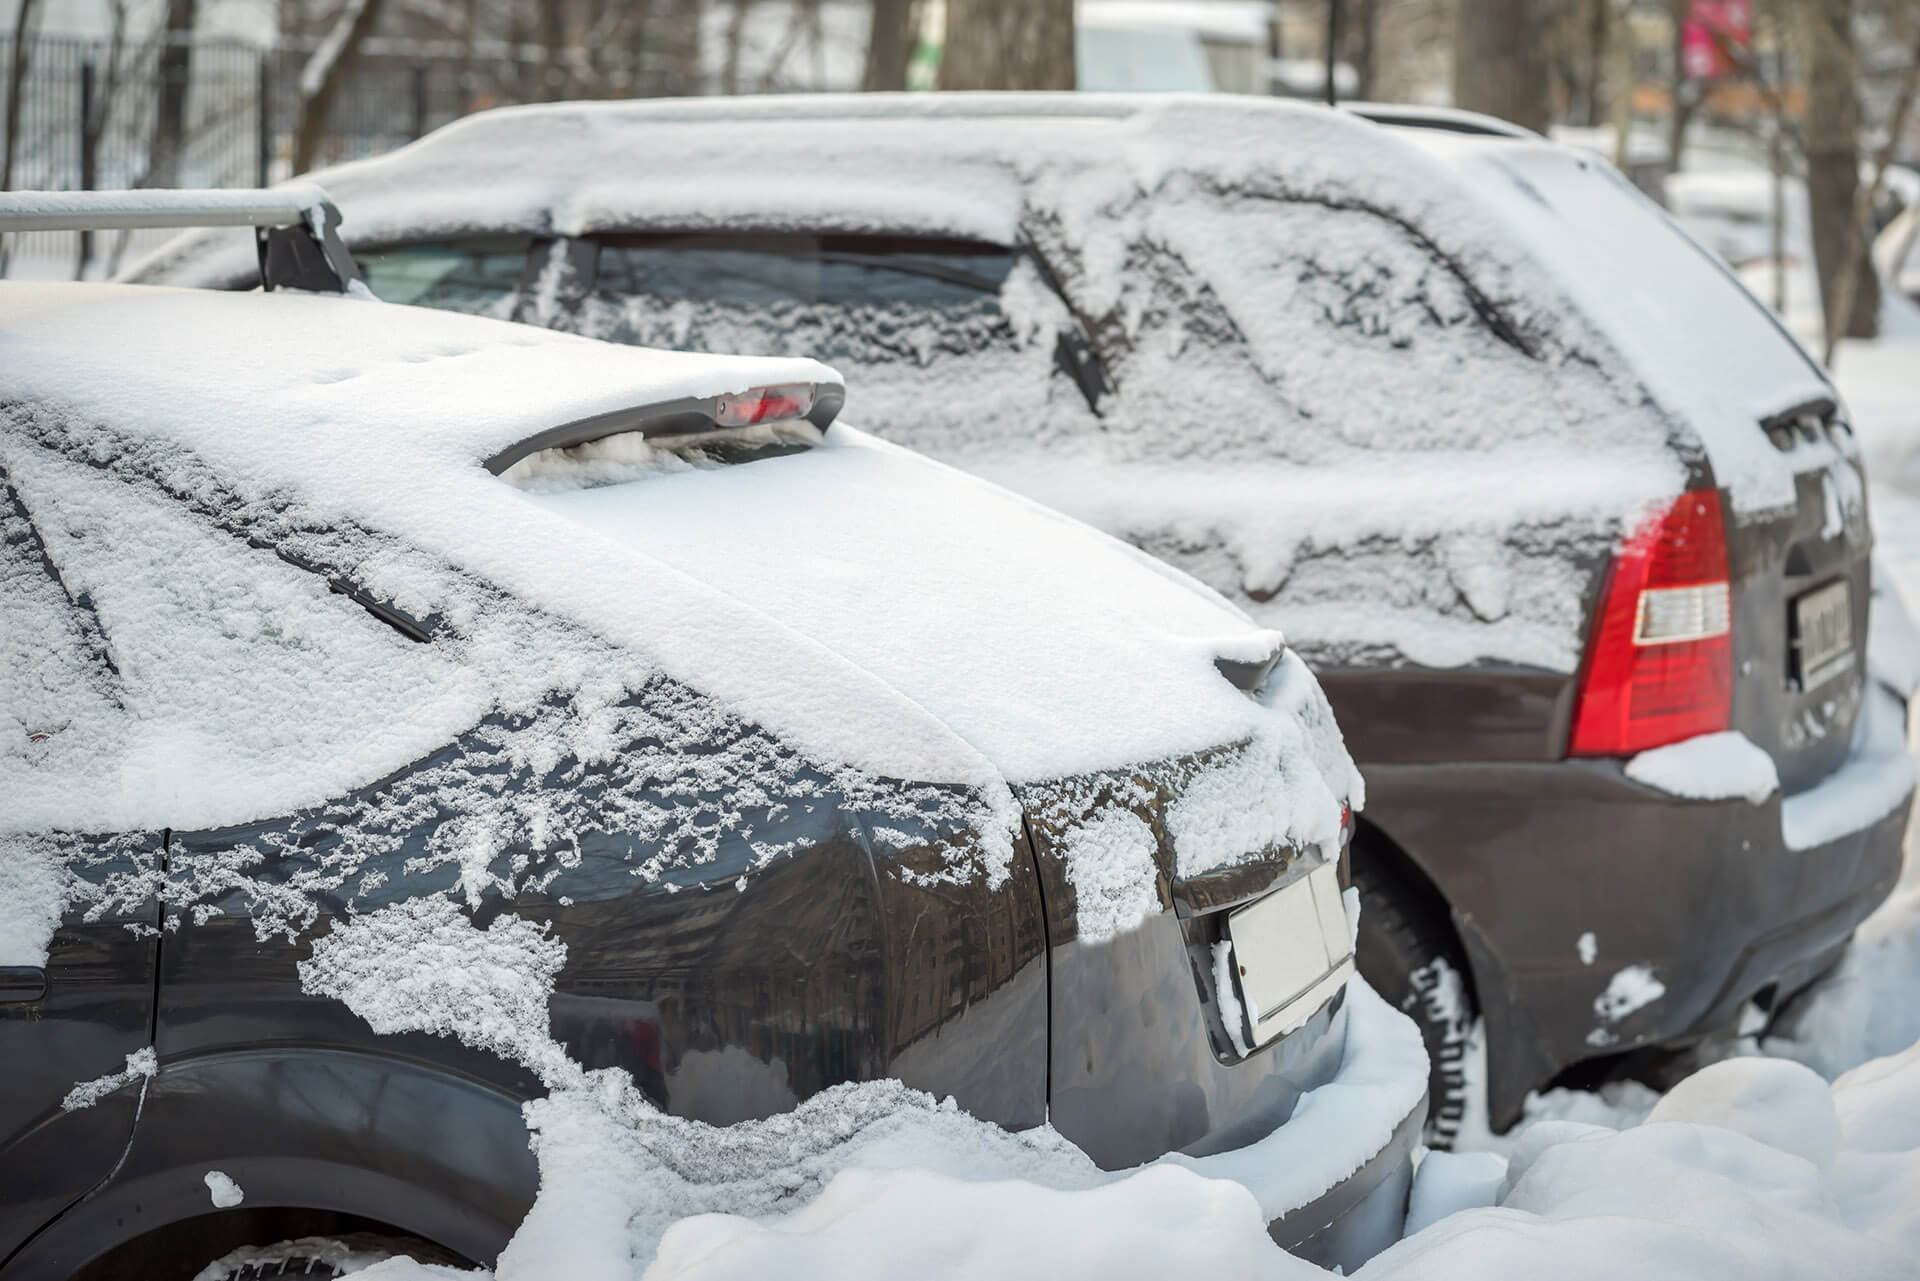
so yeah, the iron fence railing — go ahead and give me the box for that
[0,15,786,278]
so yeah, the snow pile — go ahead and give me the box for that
[1381,1054,1920,1279]
[1624,731,1780,804]
[1765,888,1920,1083]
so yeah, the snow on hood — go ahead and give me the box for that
[0,283,1315,814]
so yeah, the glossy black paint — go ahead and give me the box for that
[0,835,160,1267]
[1021,784,1349,1171]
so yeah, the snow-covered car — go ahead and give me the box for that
[130,92,1920,1146]
[0,242,1424,1276]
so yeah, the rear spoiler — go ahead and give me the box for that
[483,381,847,475]
[0,184,361,294]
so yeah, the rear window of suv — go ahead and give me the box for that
[584,233,1019,367]
[567,233,1103,449]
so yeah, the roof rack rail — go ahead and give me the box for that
[0,183,362,294]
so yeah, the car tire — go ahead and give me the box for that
[193,1233,465,1281]
[1352,848,1477,1150]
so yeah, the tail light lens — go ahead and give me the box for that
[713,383,815,429]
[1568,489,1732,756]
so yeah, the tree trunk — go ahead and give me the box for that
[1800,0,1878,345]
[1453,0,1549,132]
[863,0,920,91]
[940,0,1074,91]
[1354,0,1378,102]
[148,0,198,188]
[2,0,39,193]
[291,0,386,174]
[1663,1,1696,174]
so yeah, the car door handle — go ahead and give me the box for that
[0,967,47,1003]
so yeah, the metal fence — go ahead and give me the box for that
[0,19,740,278]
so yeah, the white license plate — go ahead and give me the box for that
[1227,862,1354,1047]
[1794,580,1854,690]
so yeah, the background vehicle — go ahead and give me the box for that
[2,195,1414,1279]
[131,93,1919,1142]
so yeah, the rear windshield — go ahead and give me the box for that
[584,234,1018,366]
[566,233,1099,450]
[1411,136,1830,425]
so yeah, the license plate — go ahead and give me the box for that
[1227,862,1354,1047]
[1793,580,1854,691]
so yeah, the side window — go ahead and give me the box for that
[572,234,1104,450]
[354,236,532,316]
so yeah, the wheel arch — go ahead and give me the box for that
[0,1048,536,1281]
[1350,813,1552,1132]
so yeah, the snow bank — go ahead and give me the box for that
[1625,731,1779,804]
[1376,1052,1920,1279]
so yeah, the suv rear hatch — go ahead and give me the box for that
[1398,131,1870,792]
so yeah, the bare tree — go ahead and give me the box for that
[1801,0,1879,346]
[1825,14,1920,364]
[863,0,921,91]
[941,0,1074,91]
[148,0,199,188]
[292,0,389,173]
[1453,0,1550,131]
[1,0,39,194]
[1661,0,1704,172]
[0,0,38,274]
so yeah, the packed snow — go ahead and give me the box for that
[203,1170,245,1209]
[1624,730,1780,804]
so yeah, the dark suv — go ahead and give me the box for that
[134,92,1917,1141]
[0,258,1417,1278]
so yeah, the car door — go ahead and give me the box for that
[0,472,161,1264]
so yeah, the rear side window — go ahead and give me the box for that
[355,236,531,315]
[570,234,1104,450]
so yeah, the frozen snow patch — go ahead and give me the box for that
[299,898,579,1088]
[1593,965,1666,1025]
[1059,809,1162,944]
[0,835,68,968]
[61,1046,157,1111]
[1625,731,1779,805]
[1782,685,1916,850]
[204,1169,245,1208]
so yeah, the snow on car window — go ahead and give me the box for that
[560,236,1100,447]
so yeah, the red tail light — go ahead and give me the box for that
[713,383,815,429]
[1568,488,1732,757]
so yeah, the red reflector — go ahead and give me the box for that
[1569,489,1732,757]
[713,383,814,429]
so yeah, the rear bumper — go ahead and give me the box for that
[1363,683,1914,1129]
[1161,978,1428,1273]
